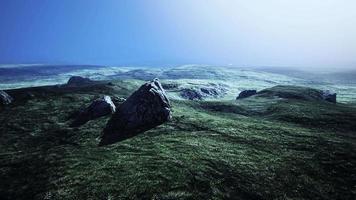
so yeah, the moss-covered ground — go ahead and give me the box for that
[0,80,356,200]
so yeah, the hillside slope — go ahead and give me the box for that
[0,80,356,200]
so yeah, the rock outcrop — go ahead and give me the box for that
[180,84,228,100]
[70,96,116,127]
[100,79,171,145]
[322,90,337,103]
[0,90,13,105]
[236,90,257,100]
[180,88,203,100]
[200,87,222,96]
[66,76,95,87]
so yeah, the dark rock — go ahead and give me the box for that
[107,82,114,86]
[66,76,94,86]
[0,90,13,105]
[180,88,203,100]
[70,95,116,127]
[236,90,257,99]
[322,90,337,103]
[100,79,171,145]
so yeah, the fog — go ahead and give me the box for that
[0,0,355,70]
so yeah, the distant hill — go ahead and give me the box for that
[0,64,104,81]
[256,66,356,84]
[324,71,356,84]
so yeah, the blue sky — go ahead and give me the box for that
[0,0,355,69]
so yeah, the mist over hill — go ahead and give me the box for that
[1,64,356,103]
[256,66,356,84]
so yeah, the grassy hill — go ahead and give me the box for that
[0,80,356,200]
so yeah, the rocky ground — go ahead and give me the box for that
[0,74,356,199]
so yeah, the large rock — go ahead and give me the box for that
[0,90,13,105]
[70,96,116,127]
[100,79,171,145]
[236,90,257,100]
[66,76,94,86]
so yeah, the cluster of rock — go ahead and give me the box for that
[70,95,116,127]
[180,84,228,100]
[180,88,203,100]
[100,78,171,145]
[0,90,13,105]
[5,74,340,147]
[69,78,171,145]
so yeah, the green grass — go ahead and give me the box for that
[257,85,325,101]
[1,80,356,200]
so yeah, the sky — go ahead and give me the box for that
[0,0,355,69]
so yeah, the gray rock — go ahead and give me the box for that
[203,84,228,98]
[180,84,228,100]
[180,88,203,100]
[200,87,220,96]
[236,90,257,100]
[322,90,337,103]
[0,90,13,105]
[100,79,171,145]
[66,76,94,86]
[70,96,116,127]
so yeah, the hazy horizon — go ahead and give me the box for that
[1,0,355,70]
[1,63,356,74]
